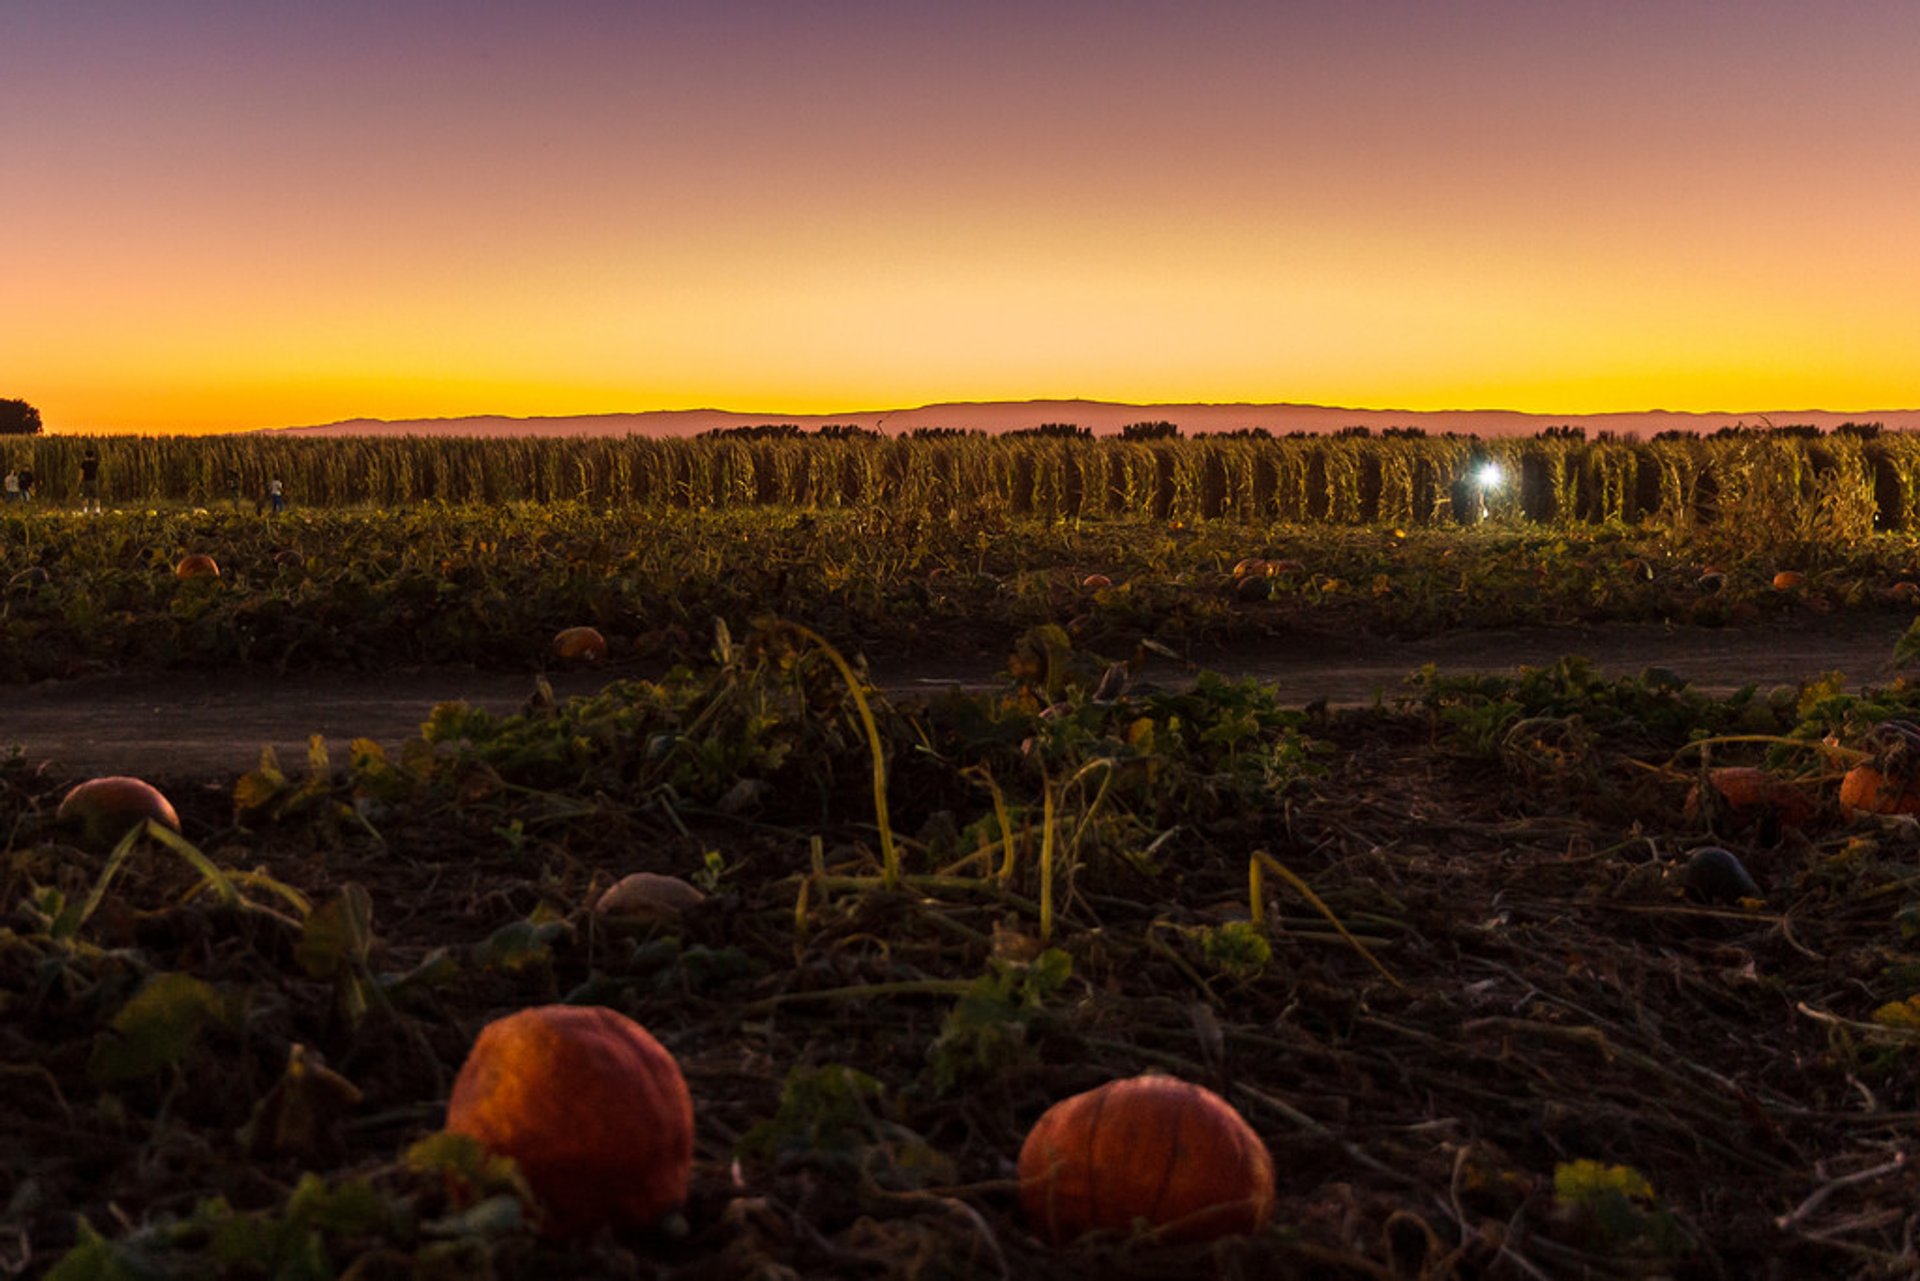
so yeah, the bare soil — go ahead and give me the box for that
[6,615,1908,780]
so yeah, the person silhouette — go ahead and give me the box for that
[79,446,102,513]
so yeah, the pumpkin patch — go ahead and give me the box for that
[14,435,1920,1275]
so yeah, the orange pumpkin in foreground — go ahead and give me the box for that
[1771,570,1806,591]
[551,626,608,663]
[174,553,220,580]
[1018,1074,1274,1246]
[446,1004,693,1238]
[1840,763,1920,816]
[57,776,181,848]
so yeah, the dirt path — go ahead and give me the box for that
[5,616,1909,780]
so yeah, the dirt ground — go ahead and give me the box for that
[5,615,1909,780]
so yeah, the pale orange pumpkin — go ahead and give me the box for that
[1018,1074,1274,1246]
[551,626,608,663]
[57,776,181,848]
[445,1004,693,1238]
[1080,574,1113,590]
[1840,763,1920,816]
[593,872,707,922]
[174,553,220,580]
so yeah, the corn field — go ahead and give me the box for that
[7,431,1916,538]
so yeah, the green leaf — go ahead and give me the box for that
[471,916,571,972]
[1896,618,1920,669]
[145,824,240,909]
[738,1063,885,1161]
[285,1172,395,1236]
[59,823,146,940]
[1197,919,1272,978]
[233,745,289,815]
[296,884,375,980]
[88,972,223,1085]
[44,1217,170,1281]
[926,948,1072,1093]
[378,946,460,995]
[1872,996,1920,1029]
[1554,1159,1655,1204]
[406,1132,530,1211]
[405,1131,494,1179]
[421,1194,526,1239]
[735,1063,953,1188]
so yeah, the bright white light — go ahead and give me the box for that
[1475,462,1503,488]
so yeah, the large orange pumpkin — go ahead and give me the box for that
[445,1004,693,1238]
[1840,764,1920,816]
[1018,1074,1274,1246]
[57,776,181,848]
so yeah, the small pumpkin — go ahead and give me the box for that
[1080,574,1113,590]
[174,553,220,580]
[551,626,608,663]
[1771,570,1805,591]
[57,776,181,848]
[1839,763,1920,816]
[1674,845,1761,903]
[1018,1074,1274,1246]
[594,872,707,922]
[445,1004,693,1238]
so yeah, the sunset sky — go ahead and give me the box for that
[6,1,1920,434]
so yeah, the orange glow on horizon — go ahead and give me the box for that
[10,4,1920,435]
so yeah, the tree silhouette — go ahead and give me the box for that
[0,399,41,435]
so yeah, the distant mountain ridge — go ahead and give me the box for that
[273,399,1920,439]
